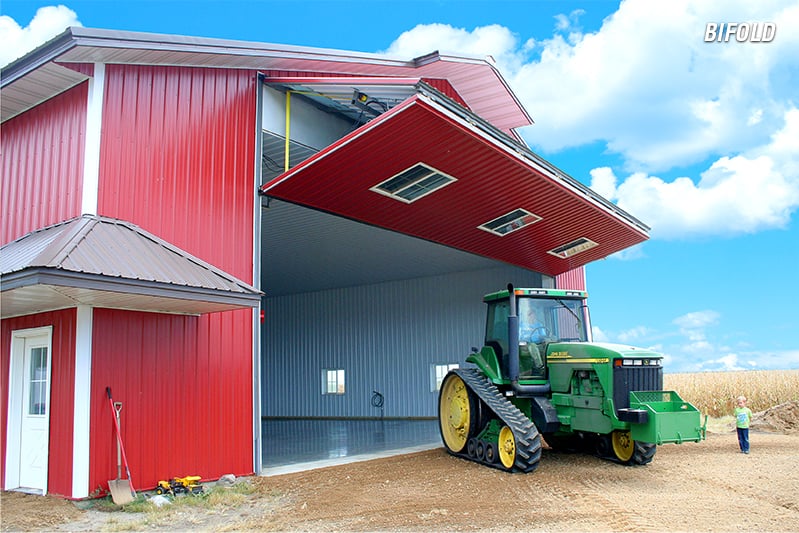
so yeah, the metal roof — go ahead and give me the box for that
[262,87,649,277]
[1,215,262,318]
[1,26,531,133]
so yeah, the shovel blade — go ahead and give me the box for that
[108,479,135,505]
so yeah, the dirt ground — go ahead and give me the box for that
[2,402,798,532]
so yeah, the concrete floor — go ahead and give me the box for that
[261,418,441,475]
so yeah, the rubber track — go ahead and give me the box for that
[449,368,542,473]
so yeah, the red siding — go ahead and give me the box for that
[420,78,468,108]
[89,309,254,491]
[92,65,258,490]
[556,267,587,291]
[1,84,87,245]
[1,309,77,498]
[98,65,257,280]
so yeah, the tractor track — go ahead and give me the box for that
[447,368,542,473]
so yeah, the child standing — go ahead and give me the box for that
[734,395,753,454]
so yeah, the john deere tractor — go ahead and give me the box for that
[438,285,705,473]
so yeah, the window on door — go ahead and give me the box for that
[28,347,48,415]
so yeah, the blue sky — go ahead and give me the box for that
[3,1,798,373]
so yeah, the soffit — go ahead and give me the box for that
[261,93,649,278]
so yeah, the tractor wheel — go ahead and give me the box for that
[475,440,486,461]
[439,372,478,453]
[467,437,478,458]
[610,430,657,465]
[611,430,635,462]
[484,442,498,464]
[497,425,516,470]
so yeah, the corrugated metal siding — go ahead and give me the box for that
[261,266,541,418]
[0,309,77,497]
[556,267,586,291]
[97,64,257,281]
[89,308,254,491]
[88,65,258,490]
[1,84,86,245]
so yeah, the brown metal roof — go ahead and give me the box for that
[1,215,262,318]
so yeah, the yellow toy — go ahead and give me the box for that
[154,476,203,495]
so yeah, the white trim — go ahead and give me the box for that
[4,326,53,494]
[72,306,93,498]
[81,63,105,215]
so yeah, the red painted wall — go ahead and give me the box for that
[90,65,258,489]
[98,65,257,280]
[89,309,253,491]
[556,267,587,291]
[1,309,77,497]
[1,84,86,245]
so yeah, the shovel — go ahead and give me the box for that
[106,387,136,505]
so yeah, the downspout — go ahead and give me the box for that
[507,284,550,396]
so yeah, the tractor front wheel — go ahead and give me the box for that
[438,372,478,453]
[497,425,516,469]
[609,430,657,465]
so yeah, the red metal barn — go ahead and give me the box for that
[1,28,646,498]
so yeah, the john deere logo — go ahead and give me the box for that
[704,22,776,43]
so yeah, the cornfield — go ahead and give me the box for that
[664,369,799,417]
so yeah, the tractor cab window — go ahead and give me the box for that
[518,297,588,344]
[485,300,509,360]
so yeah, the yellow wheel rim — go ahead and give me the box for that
[611,430,635,462]
[498,426,516,469]
[439,374,471,452]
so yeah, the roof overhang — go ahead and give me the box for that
[2,27,531,132]
[1,270,260,317]
[261,89,649,277]
[1,215,262,319]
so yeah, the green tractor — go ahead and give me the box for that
[439,285,705,472]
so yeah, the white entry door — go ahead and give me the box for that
[5,327,52,495]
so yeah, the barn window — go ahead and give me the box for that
[371,163,456,203]
[548,237,598,258]
[479,208,541,236]
[322,369,346,395]
[431,363,459,392]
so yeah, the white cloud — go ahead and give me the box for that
[513,0,799,171]
[0,5,80,67]
[591,325,609,342]
[673,310,719,330]
[381,23,526,73]
[588,110,799,240]
[381,1,799,241]
[617,325,650,344]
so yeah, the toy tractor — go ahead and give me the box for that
[438,285,706,473]
[155,476,203,495]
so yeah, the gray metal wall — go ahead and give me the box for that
[261,265,544,418]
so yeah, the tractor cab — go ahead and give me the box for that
[481,288,590,381]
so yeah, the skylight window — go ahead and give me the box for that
[479,208,541,236]
[371,163,456,203]
[548,237,598,259]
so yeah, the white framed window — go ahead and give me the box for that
[431,363,459,392]
[479,208,541,236]
[371,163,456,203]
[322,369,346,395]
